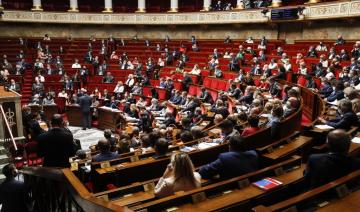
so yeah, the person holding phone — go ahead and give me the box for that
[154,153,201,198]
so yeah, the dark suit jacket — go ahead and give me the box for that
[327,90,344,102]
[37,128,76,167]
[78,94,93,113]
[319,84,333,97]
[199,150,259,179]
[92,152,119,162]
[327,112,358,130]
[304,153,360,188]
[0,179,30,212]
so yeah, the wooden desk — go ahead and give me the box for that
[262,136,312,161]
[98,107,122,131]
[317,189,360,211]
[66,104,82,127]
[43,105,58,120]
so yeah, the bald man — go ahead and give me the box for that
[304,129,360,188]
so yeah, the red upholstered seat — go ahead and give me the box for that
[188,85,198,96]
[297,75,307,87]
[156,88,167,100]
[203,77,212,88]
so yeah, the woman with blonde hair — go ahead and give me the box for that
[155,152,201,198]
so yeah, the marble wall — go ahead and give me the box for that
[0,19,360,41]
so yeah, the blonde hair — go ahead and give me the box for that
[171,153,197,187]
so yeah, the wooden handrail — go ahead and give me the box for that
[253,169,360,212]
[20,166,132,212]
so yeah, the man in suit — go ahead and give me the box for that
[78,89,93,130]
[199,135,258,179]
[327,81,345,102]
[182,73,193,92]
[37,114,76,167]
[319,99,358,130]
[198,87,213,104]
[0,164,31,212]
[7,79,20,93]
[217,119,239,143]
[304,129,360,188]
[92,139,119,162]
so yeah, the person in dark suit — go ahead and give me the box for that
[269,77,281,97]
[37,114,76,167]
[92,139,119,162]
[319,99,358,130]
[199,135,258,179]
[211,100,230,119]
[304,129,360,188]
[266,105,283,140]
[327,81,345,102]
[319,78,333,98]
[198,87,213,104]
[152,138,169,159]
[78,89,93,130]
[0,164,31,212]
[163,112,176,127]
[182,73,193,92]
[169,90,183,105]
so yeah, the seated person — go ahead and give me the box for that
[155,153,201,198]
[92,139,119,162]
[319,99,358,130]
[241,115,260,137]
[153,138,169,159]
[266,105,283,140]
[304,129,360,188]
[199,135,258,179]
[326,81,345,102]
[218,119,240,143]
[103,72,114,83]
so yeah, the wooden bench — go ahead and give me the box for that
[130,156,304,211]
[253,169,360,212]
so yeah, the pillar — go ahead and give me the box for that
[32,0,43,11]
[271,0,282,7]
[68,0,79,12]
[168,0,178,12]
[136,0,146,13]
[236,0,244,10]
[202,0,211,11]
[103,0,113,13]
[0,0,3,10]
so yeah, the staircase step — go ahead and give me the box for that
[0,155,9,164]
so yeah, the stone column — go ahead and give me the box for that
[271,0,282,7]
[235,0,244,10]
[0,0,3,10]
[32,0,43,11]
[136,0,146,13]
[168,0,178,12]
[68,0,79,12]
[103,0,113,13]
[202,0,211,11]
[14,100,24,139]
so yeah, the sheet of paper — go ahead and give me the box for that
[352,137,360,144]
[314,125,335,130]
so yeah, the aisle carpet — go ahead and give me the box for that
[68,126,104,151]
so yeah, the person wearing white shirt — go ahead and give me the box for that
[58,90,68,99]
[125,74,135,88]
[284,60,292,72]
[114,81,125,97]
[35,74,45,83]
[71,59,81,69]
[298,62,308,75]
[268,59,278,70]
[325,68,335,81]
[190,64,201,75]
[157,58,165,67]
[316,42,328,52]
[319,54,329,68]
[127,61,134,70]
[245,37,254,44]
